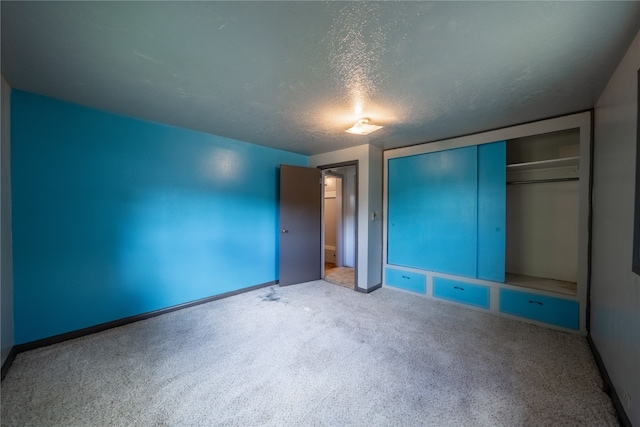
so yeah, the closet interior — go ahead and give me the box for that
[505,128,581,296]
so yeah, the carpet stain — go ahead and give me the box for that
[261,287,280,302]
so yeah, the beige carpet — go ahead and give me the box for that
[324,266,355,289]
[1,281,619,426]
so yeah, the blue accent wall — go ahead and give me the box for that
[11,91,307,344]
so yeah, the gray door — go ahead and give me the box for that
[279,165,322,286]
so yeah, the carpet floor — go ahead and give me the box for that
[1,281,618,426]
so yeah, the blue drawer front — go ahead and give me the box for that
[385,268,426,294]
[433,277,489,309]
[499,289,579,330]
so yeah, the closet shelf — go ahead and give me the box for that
[506,156,579,171]
[505,273,577,296]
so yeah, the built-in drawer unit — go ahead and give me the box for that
[499,289,579,330]
[432,277,490,309]
[385,268,426,294]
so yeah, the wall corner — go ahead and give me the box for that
[1,75,15,365]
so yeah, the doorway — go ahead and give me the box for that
[321,164,357,289]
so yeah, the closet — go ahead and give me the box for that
[505,129,580,296]
[387,142,505,282]
[383,112,590,334]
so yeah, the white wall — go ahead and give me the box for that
[591,30,640,425]
[330,167,356,268]
[367,145,383,288]
[1,75,14,365]
[323,177,337,249]
[323,193,337,265]
[311,144,383,290]
[342,169,356,267]
[505,181,580,282]
[324,198,337,247]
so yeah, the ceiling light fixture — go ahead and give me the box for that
[345,118,383,135]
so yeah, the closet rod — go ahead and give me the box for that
[507,177,579,185]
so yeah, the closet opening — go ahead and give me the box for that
[321,164,357,290]
[505,128,581,296]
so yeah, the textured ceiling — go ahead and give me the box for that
[2,1,640,155]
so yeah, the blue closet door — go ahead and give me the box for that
[388,146,478,277]
[477,141,506,282]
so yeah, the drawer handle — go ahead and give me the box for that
[528,300,544,306]
[454,286,465,291]
[402,276,410,279]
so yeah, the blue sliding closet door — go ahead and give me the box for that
[477,141,506,282]
[388,146,478,277]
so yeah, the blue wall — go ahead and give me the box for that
[11,91,307,344]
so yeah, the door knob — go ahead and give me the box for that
[282,229,289,233]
